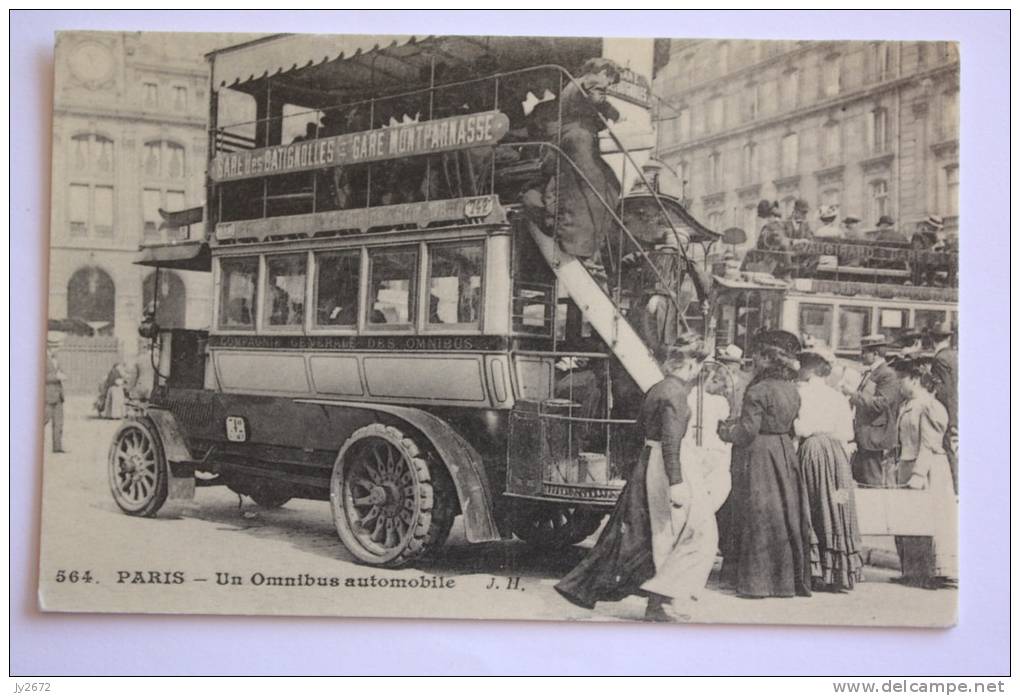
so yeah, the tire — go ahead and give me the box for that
[331,423,455,567]
[510,500,605,549]
[108,419,169,517]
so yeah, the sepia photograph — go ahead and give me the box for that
[34,27,969,630]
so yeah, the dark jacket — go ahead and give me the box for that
[45,352,64,405]
[931,347,958,433]
[849,360,902,451]
[636,375,692,485]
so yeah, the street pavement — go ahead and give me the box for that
[37,397,956,627]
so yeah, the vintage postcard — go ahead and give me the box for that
[40,30,959,626]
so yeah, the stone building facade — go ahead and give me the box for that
[48,32,230,350]
[653,39,960,252]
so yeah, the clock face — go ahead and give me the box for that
[70,41,114,86]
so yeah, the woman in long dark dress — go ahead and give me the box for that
[554,335,707,621]
[718,344,813,599]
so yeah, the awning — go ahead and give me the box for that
[136,240,211,272]
[620,192,721,245]
[158,205,203,230]
[210,33,601,104]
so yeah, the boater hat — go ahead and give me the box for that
[46,331,65,349]
[859,334,889,352]
[716,344,744,364]
[924,214,945,229]
[877,214,896,227]
[842,214,861,225]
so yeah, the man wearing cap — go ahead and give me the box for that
[910,215,946,285]
[843,334,902,487]
[44,332,67,453]
[929,325,959,492]
[814,206,841,239]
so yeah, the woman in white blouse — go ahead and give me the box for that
[794,342,863,592]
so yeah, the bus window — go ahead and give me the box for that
[799,303,833,345]
[314,250,361,327]
[265,254,307,328]
[838,306,873,351]
[367,247,417,327]
[427,241,483,328]
[218,257,259,330]
[878,308,909,342]
[915,309,947,331]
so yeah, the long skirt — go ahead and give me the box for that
[722,433,813,598]
[798,433,863,590]
[642,446,731,602]
[895,451,959,580]
[554,442,658,609]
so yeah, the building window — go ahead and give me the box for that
[677,108,691,142]
[800,303,833,346]
[744,83,759,121]
[367,247,418,327]
[940,165,959,217]
[838,307,873,351]
[823,55,842,97]
[822,121,841,165]
[218,257,259,330]
[742,142,758,184]
[821,186,842,211]
[869,107,890,152]
[708,152,722,190]
[67,266,116,328]
[781,132,799,176]
[942,90,959,140]
[172,85,187,111]
[872,43,892,81]
[708,95,724,131]
[67,183,114,238]
[760,79,778,115]
[782,68,799,109]
[427,241,484,327]
[71,133,113,174]
[144,139,186,179]
[265,254,307,328]
[717,42,730,75]
[744,204,758,237]
[314,250,361,327]
[707,210,723,232]
[869,180,889,224]
[143,82,159,108]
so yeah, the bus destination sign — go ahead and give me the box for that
[211,110,510,182]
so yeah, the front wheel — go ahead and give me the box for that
[331,424,455,567]
[108,419,168,517]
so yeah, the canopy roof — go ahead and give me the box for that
[136,240,211,272]
[209,33,602,105]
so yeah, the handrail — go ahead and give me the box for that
[513,140,689,331]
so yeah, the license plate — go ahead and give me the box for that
[225,416,247,442]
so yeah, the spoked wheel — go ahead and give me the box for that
[331,424,455,567]
[108,420,168,517]
[510,500,605,549]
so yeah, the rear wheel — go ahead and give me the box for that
[331,424,455,567]
[108,420,168,517]
[510,500,605,548]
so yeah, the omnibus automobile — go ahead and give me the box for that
[110,33,719,567]
[109,33,957,566]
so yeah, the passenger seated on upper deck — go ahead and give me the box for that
[520,57,623,269]
[321,104,372,210]
[756,200,791,251]
[874,215,908,244]
[786,199,814,240]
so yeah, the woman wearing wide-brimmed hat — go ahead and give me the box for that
[794,339,863,592]
[718,331,813,598]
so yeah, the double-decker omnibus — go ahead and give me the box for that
[110,34,715,567]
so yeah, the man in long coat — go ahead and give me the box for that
[845,335,902,487]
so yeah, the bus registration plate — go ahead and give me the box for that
[225,416,247,442]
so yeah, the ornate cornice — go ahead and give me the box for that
[813,164,846,185]
[931,138,959,159]
[860,151,895,175]
[773,174,801,193]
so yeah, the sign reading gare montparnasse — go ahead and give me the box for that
[211,110,510,182]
